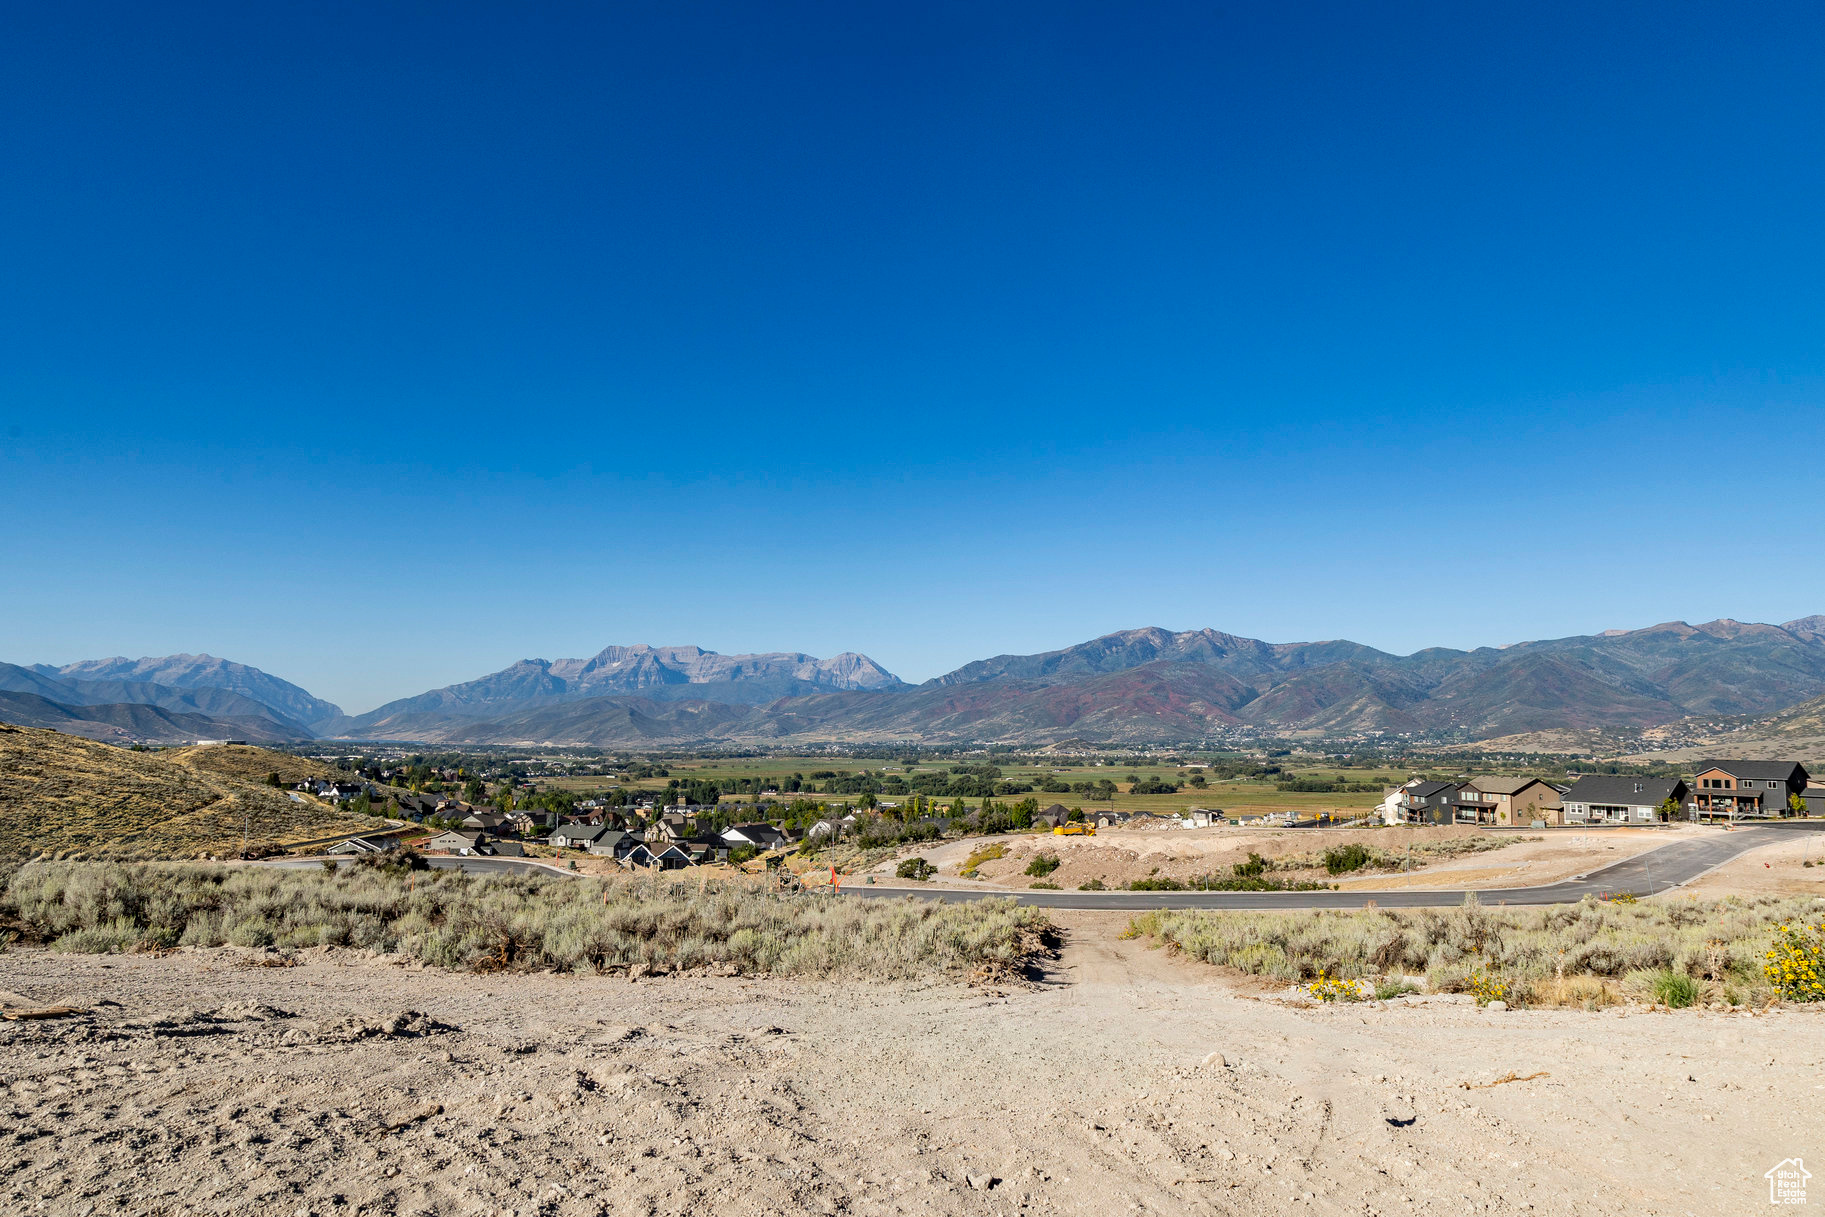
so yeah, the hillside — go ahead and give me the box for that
[0,723,374,859]
[1618,690,1825,768]
[0,656,331,742]
[23,615,1825,749]
[320,617,1825,747]
[161,743,343,787]
[41,654,343,730]
[0,690,314,746]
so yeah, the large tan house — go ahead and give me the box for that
[1459,776,1564,826]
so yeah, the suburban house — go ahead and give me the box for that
[1181,809,1220,828]
[550,823,610,850]
[325,835,395,855]
[491,841,526,857]
[1096,810,1134,829]
[1390,780,1461,825]
[1806,786,1825,816]
[805,813,859,843]
[306,780,370,803]
[1690,761,1811,820]
[394,793,441,820]
[1459,777,1565,827]
[721,823,789,851]
[626,842,692,870]
[423,829,486,855]
[1033,804,1072,829]
[654,813,696,842]
[1560,776,1690,825]
[461,810,508,833]
[587,830,638,860]
[507,811,544,836]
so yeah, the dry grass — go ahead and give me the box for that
[162,744,340,787]
[1129,893,1815,1005]
[0,724,373,859]
[960,842,1009,877]
[2,862,1052,979]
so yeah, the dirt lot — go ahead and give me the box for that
[1,915,1818,1217]
[1675,829,1825,897]
[869,825,1700,892]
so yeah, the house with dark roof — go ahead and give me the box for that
[721,823,789,851]
[1033,804,1072,829]
[1393,780,1461,825]
[550,823,610,850]
[586,830,637,860]
[325,835,396,855]
[423,829,486,854]
[1460,777,1565,826]
[461,809,509,833]
[626,842,692,870]
[1560,776,1689,825]
[1690,761,1810,821]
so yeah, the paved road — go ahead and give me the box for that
[268,821,1824,909]
[844,825,1819,910]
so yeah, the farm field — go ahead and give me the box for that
[532,755,1410,818]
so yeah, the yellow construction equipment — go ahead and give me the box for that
[1053,822,1095,836]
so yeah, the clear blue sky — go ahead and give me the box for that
[4,2,1824,713]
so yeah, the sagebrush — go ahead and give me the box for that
[1128,893,1814,1003]
[3,862,1049,978]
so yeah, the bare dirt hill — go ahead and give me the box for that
[0,723,373,859]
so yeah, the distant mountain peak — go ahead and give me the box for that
[341,643,903,731]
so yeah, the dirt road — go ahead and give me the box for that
[0,914,1816,1216]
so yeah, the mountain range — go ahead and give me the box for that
[11,618,1825,747]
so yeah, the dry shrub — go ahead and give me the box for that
[1132,892,1807,1002]
[3,862,1048,980]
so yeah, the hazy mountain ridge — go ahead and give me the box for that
[330,617,1825,746]
[33,655,342,730]
[15,617,1825,747]
[0,690,311,747]
[338,644,904,737]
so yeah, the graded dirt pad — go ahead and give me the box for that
[1674,830,1825,897]
[878,825,1692,893]
[1,922,1818,1216]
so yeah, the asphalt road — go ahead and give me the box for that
[843,824,1823,910]
[268,822,1824,910]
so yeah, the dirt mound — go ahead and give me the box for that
[309,1009,456,1042]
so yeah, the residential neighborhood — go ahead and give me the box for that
[1379,760,1816,827]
